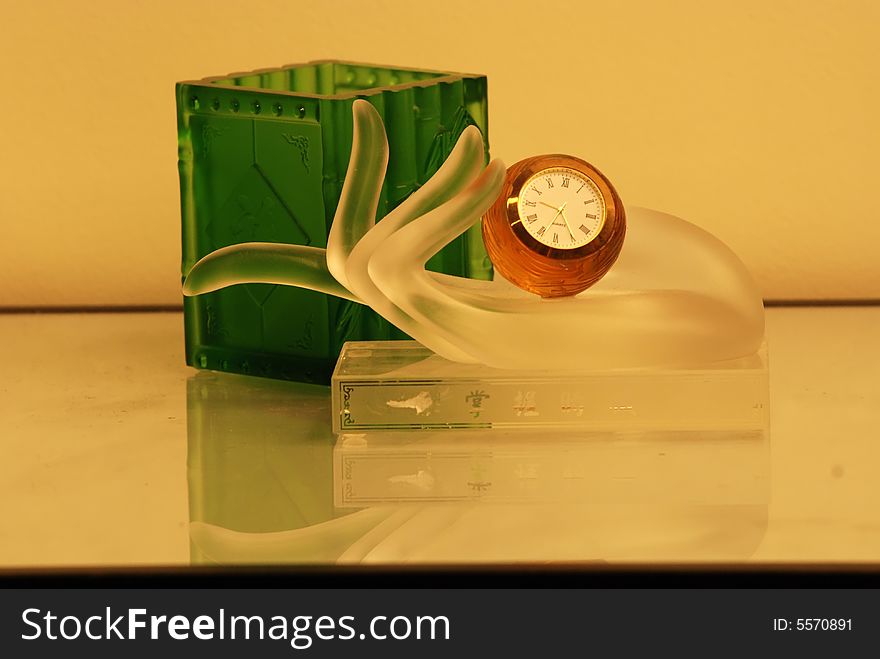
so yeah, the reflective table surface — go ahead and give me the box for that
[1,307,878,567]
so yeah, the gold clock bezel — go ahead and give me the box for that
[482,154,626,298]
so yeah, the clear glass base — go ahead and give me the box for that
[331,340,769,434]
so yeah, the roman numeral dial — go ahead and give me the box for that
[516,166,606,250]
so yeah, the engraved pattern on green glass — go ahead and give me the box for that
[177,61,491,384]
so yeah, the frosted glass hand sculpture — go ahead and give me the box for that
[184,100,764,370]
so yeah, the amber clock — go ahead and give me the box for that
[482,154,626,298]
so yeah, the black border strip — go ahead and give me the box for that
[3,565,880,588]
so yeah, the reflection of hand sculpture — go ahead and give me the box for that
[184,100,764,370]
[191,503,766,564]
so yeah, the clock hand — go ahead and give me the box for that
[546,204,564,233]
[558,203,577,241]
[539,201,575,241]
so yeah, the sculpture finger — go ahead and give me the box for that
[349,124,485,264]
[182,242,359,302]
[371,159,506,276]
[368,159,506,362]
[326,99,389,291]
[343,124,488,363]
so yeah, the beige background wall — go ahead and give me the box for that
[1,0,878,307]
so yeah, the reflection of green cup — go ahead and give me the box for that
[186,372,338,564]
[177,61,491,384]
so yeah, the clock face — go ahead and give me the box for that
[515,166,606,250]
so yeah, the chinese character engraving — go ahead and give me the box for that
[513,390,539,417]
[467,463,492,496]
[465,389,490,419]
[560,392,584,416]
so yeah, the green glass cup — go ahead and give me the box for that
[177,60,491,384]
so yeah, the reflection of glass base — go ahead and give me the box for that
[334,429,769,507]
[331,340,769,433]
